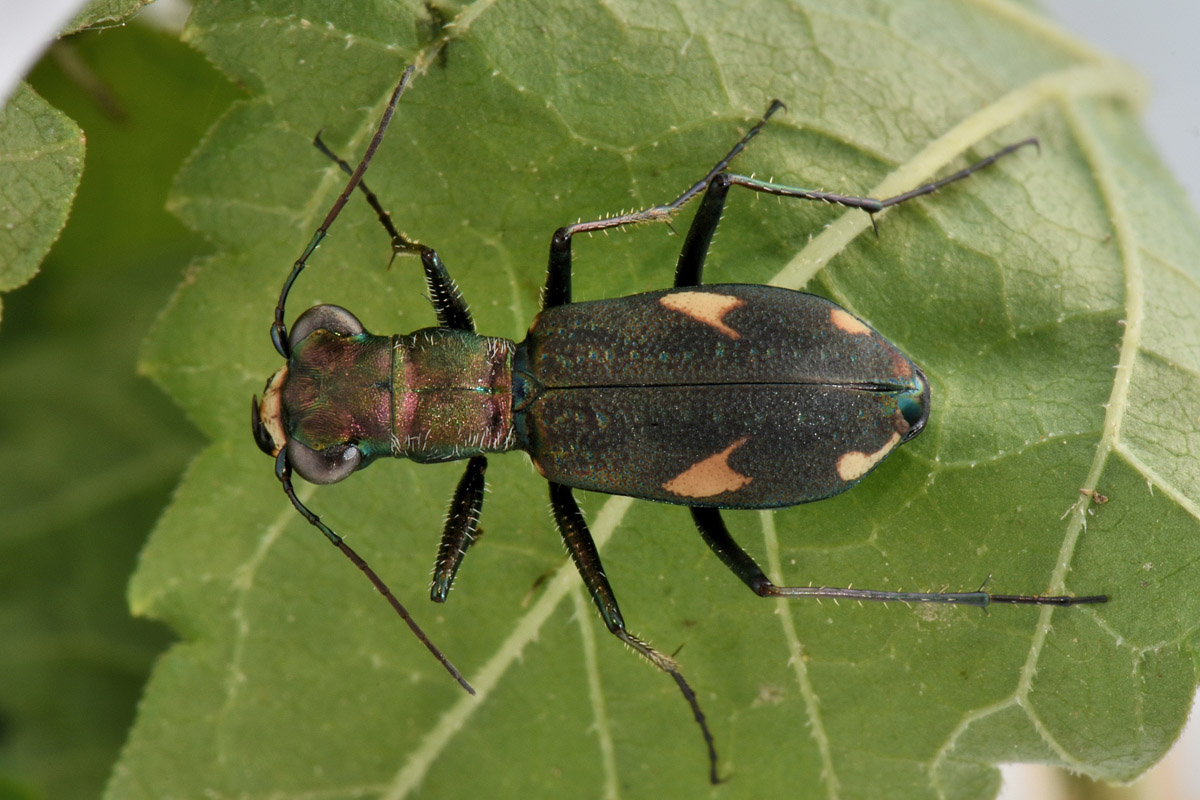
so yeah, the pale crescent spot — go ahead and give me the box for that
[836,432,902,482]
[659,291,745,339]
[830,307,871,335]
[662,437,753,498]
[256,366,288,456]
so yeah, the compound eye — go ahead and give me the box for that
[899,365,931,441]
[289,305,365,347]
[286,439,363,485]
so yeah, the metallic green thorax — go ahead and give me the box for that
[283,327,514,465]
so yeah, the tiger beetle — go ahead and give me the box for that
[252,65,1108,783]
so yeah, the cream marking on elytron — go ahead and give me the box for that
[829,307,870,335]
[662,436,753,498]
[836,432,901,482]
[659,291,746,339]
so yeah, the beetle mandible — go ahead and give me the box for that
[252,65,1107,783]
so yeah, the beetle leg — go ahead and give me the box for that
[312,133,475,332]
[690,508,1107,607]
[548,482,721,784]
[672,137,1035,285]
[415,245,475,332]
[690,507,777,595]
[431,456,488,602]
[543,102,786,308]
[673,173,733,287]
[703,137,1039,238]
[545,100,1035,304]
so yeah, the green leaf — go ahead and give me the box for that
[0,83,84,324]
[122,1,1200,798]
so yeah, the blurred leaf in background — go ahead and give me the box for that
[0,83,84,322]
[0,16,237,799]
[0,0,153,326]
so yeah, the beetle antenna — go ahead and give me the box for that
[271,65,416,358]
[273,451,475,694]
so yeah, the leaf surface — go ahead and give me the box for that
[122,2,1200,798]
